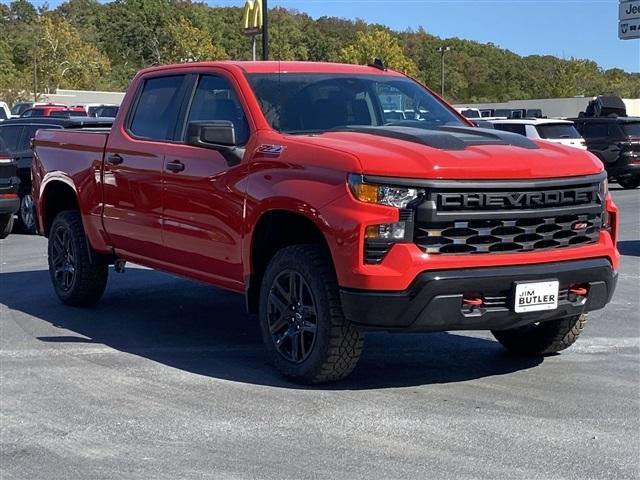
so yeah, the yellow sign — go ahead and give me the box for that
[243,0,263,33]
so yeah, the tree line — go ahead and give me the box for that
[1,0,638,105]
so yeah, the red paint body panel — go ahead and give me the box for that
[31,61,619,297]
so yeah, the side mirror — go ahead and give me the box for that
[186,121,236,150]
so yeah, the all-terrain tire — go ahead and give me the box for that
[259,244,364,384]
[48,210,109,306]
[618,175,640,190]
[492,314,587,356]
[0,213,13,239]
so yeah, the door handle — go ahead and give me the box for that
[107,154,123,165]
[166,160,185,173]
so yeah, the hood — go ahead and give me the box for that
[289,126,604,180]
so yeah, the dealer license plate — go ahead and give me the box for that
[514,281,559,313]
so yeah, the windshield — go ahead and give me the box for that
[622,122,640,137]
[246,73,464,134]
[536,123,582,139]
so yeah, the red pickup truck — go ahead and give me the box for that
[32,61,619,384]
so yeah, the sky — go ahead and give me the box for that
[9,0,640,72]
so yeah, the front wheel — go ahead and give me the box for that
[48,210,109,306]
[617,175,640,189]
[0,213,14,239]
[259,245,364,384]
[492,314,587,356]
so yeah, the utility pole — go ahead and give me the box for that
[33,56,37,102]
[436,46,452,98]
[262,0,269,61]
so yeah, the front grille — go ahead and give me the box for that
[409,174,605,256]
[415,213,601,254]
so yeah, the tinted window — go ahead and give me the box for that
[0,126,24,153]
[96,106,118,118]
[493,123,526,136]
[460,109,480,119]
[535,123,581,139]
[0,109,7,121]
[582,123,608,138]
[621,122,640,137]
[129,75,185,140]
[247,73,463,134]
[185,75,249,145]
[11,103,31,116]
[21,124,61,151]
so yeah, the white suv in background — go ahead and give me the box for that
[489,118,587,150]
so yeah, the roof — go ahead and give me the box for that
[568,116,640,123]
[138,61,406,76]
[0,117,114,128]
[489,118,574,125]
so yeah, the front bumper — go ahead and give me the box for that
[340,258,617,332]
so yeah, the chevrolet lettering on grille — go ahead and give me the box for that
[438,187,596,209]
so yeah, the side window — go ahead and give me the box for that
[494,124,526,136]
[0,126,24,153]
[0,109,7,121]
[583,123,607,138]
[129,75,185,141]
[21,125,61,152]
[185,75,250,145]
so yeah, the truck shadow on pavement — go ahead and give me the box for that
[0,268,543,390]
[617,240,640,257]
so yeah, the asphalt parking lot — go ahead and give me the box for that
[1,187,638,480]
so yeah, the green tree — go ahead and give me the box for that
[34,14,111,92]
[163,17,227,63]
[338,29,418,76]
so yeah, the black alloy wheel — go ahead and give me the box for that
[18,193,37,233]
[267,269,318,364]
[50,223,77,292]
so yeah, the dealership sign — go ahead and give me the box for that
[619,0,640,39]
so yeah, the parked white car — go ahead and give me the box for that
[489,118,587,150]
[0,102,10,122]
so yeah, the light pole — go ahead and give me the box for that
[436,46,452,98]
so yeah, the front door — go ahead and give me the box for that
[161,73,252,290]
[102,74,188,259]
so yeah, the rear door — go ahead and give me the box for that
[102,74,190,259]
[160,71,252,289]
[581,122,612,163]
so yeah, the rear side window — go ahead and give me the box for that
[493,123,526,136]
[0,125,24,153]
[21,125,62,151]
[185,75,250,145]
[622,122,640,137]
[129,75,185,141]
[535,124,581,139]
[0,109,7,121]
[582,123,608,138]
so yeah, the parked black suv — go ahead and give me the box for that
[0,117,114,233]
[571,117,640,189]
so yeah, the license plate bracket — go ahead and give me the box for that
[513,280,559,313]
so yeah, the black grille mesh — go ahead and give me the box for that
[415,213,601,254]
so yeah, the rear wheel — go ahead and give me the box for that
[16,193,37,233]
[0,213,13,239]
[48,210,109,306]
[259,245,364,384]
[492,314,587,356]
[618,175,640,189]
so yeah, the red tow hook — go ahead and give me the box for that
[463,296,484,307]
[568,285,589,302]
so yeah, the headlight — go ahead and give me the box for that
[348,174,424,208]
